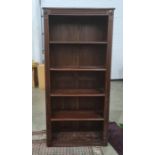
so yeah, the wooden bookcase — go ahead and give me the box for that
[44,8,114,147]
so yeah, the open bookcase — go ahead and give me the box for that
[44,8,114,147]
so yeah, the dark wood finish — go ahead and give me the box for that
[49,16,108,42]
[51,97,104,111]
[49,44,107,69]
[50,89,105,97]
[44,8,114,147]
[103,12,114,145]
[52,121,103,132]
[50,41,108,44]
[44,8,114,16]
[32,66,38,87]
[50,72,105,93]
[50,111,104,121]
[50,67,107,71]
[51,131,103,146]
[44,13,52,146]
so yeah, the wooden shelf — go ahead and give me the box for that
[51,111,104,121]
[50,89,105,97]
[44,8,114,147]
[50,67,107,71]
[51,131,103,146]
[49,41,108,45]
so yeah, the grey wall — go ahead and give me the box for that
[32,0,42,63]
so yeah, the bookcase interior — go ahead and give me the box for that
[51,97,104,111]
[50,72,105,94]
[51,121,103,146]
[49,15,108,42]
[50,44,107,69]
[44,8,114,147]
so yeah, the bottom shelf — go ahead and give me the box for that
[51,111,104,121]
[51,131,104,146]
[51,89,105,96]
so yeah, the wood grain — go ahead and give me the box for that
[44,8,114,147]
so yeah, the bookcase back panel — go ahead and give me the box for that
[51,97,104,111]
[51,72,105,91]
[50,45,107,68]
[49,16,108,41]
[52,121,103,132]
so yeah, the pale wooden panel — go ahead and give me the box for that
[38,64,45,89]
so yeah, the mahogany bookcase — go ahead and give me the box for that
[44,8,114,147]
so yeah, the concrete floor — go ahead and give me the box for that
[32,81,123,155]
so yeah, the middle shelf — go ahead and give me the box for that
[50,111,104,121]
[50,71,105,96]
[49,44,107,69]
[49,66,107,71]
[49,41,108,45]
[50,89,105,97]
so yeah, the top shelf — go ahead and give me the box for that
[49,41,108,45]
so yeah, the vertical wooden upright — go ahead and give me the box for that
[44,8,115,147]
